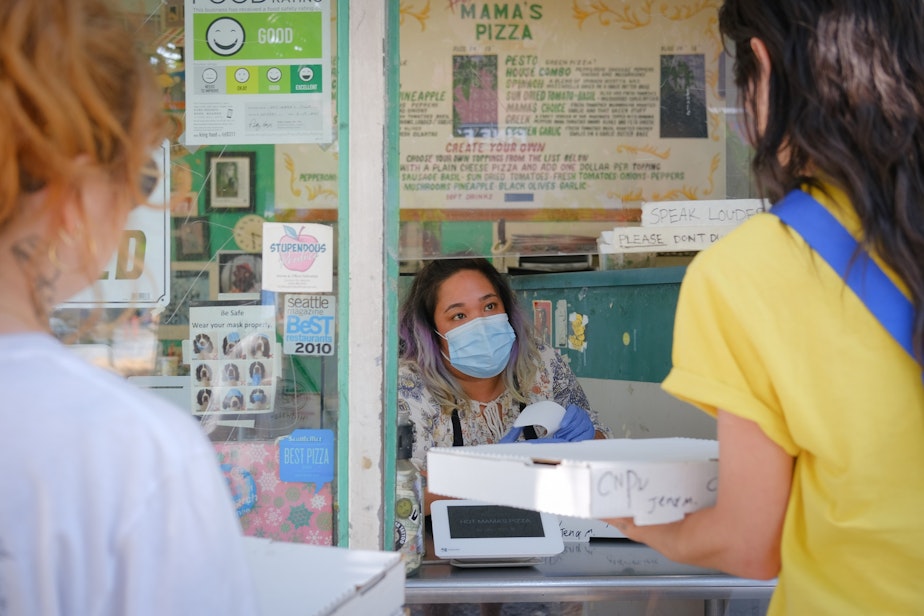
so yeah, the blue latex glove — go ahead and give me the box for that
[497,426,524,443]
[553,403,596,442]
[497,404,595,443]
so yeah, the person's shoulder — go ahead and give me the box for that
[686,212,801,284]
[398,358,422,378]
[97,377,206,448]
[398,358,427,392]
[535,342,561,363]
[3,335,213,467]
[680,211,829,320]
[40,342,207,448]
[534,343,573,376]
[536,342,560,360]
[698,212,790,261]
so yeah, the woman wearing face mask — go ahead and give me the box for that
[398,257,610,512]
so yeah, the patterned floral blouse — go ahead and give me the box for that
[398,344,612,473]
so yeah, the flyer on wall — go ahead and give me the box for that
[189,304,277,416]
[398,0,729,211]
[283,294,336,357]
[184,0,332,145]
[262,222,334,293]
[62,141,171,307]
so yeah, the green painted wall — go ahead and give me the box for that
[511,267,684,383]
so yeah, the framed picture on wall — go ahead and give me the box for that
[205,151,255,212]
[170,191,198,218]
[173,216,211,261]
[217,250,263,300]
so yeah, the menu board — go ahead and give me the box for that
[399,0,729,211]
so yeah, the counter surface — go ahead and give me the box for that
[405,540,776,605]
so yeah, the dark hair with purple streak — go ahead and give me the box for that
[398,257,541,412]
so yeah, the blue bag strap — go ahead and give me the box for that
[770,189,916,361]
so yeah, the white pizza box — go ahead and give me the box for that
[242,537,405,616]
[558,515,625,542]
[427,438,718,526]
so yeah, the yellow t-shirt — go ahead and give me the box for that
[663,186,924,614]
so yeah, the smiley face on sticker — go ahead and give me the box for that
[298,66,315,82]
[206,17,245,57]
[234,67,250,84]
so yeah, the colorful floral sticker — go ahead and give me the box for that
[216,442,334,545]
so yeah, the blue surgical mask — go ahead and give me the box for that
[436,313,516,378]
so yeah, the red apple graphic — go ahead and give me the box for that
[279,225,323,272]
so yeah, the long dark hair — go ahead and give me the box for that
[398,258,541,411]
[720,0,924,361]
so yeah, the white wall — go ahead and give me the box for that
[579,377,717,440]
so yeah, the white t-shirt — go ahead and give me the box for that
[0,333,259,615]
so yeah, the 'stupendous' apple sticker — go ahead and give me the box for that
[262,222,333,293]
[278,225,325,272]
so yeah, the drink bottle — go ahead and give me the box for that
[395,415,424,575]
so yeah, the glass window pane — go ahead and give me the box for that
[398,1,751,272]
[52,0,343,547]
